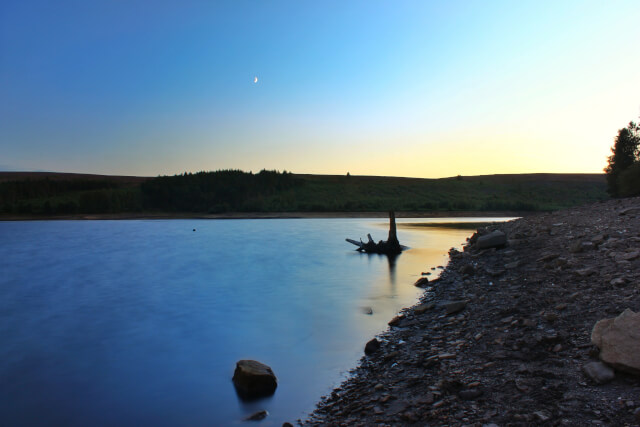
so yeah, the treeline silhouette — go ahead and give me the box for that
[0,170,299,215]
[0,170,608,216]
[141,169,299,212]
[0,178,141,215]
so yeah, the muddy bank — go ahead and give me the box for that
[305,197,640,426]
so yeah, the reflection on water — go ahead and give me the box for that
[0,218,511,426]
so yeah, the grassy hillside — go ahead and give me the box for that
[283,173,606,212]
[0,171,607,216]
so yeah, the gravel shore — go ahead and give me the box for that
[304,197,640,426]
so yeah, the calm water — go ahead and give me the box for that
[0,218,509,426]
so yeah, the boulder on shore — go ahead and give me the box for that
[475,230,507,250]
[232,360,278,399]
[591,309,640,374]
[365,338,381,355]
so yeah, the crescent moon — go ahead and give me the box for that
[253,76,258,83]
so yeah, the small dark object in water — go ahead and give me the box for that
[414,277,429,288]
[245,410,268,421]
[193,229,196,231]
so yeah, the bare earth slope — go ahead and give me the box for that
[306,197,640,426]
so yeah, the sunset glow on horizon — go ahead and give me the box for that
[1,1,639,178]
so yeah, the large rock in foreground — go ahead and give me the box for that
[232,360,278,399]
[591,309,640,374]
[475,230,507,250]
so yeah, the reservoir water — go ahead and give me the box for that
[0,218,510,426]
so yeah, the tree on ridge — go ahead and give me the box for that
[604,121,640,197]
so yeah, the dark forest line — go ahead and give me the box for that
[0,170,608,217]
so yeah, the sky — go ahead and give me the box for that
[1,1,639,178]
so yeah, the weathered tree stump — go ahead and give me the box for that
[346,211,404,255]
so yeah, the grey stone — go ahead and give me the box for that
[388,315,404,327]
[619,206,640,215]
[476,230,507,249]
[569,242,583,253]
[581,241,595,250]
[414,302,435,315]
[621,251,639,261]
[575,268,596,277]
[591,309,640,374]
[458,388,483,400]
[537,252,559,262]
[485,267,505,277]
[610,277,626,287]
[534,411,551,422]
[414,277,430,288]
[582,361,615,384]
[365,338,381,355]
[461,264,475,275]
[445,300,467,315]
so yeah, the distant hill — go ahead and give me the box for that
[0,170,607,217]
[0,171,149,184]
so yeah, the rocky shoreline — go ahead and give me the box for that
[304,197,640,426]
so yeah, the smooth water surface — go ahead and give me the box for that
[0,218,510,426]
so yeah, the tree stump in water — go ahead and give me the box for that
[346,211,404,255]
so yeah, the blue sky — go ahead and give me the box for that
[1,1,639,177]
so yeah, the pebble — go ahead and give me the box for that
[432,400,446,408]
[414,302,435,314]
[388,315,404,327]
[445,300,467,315]
[534,411,551,422]
[458,388,483,400]
[610,277,626,286]
[583,361,615,384]
[438,353,456,360]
